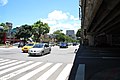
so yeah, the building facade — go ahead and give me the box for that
[66,30,76,40]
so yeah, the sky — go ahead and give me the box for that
[0,0,81,34]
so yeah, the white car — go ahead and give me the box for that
[28,43,51,56]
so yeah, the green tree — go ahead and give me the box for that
[0,23,9,32]
[0,23,9,44]
[53,30,63,34]
[53,30,78,42]
[53,30,66,42]
[32,20,50,42]
[76,28,81,37]
[65,35,74,42]
[15,24,32,42]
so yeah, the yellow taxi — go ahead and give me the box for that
[22,43,36,53]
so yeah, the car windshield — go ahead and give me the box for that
[33,44,43,48]
[26,44,34,46]
[60,42,67,45]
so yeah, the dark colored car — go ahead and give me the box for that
[18,42,25,48]
[59,42,68,48]
[73,42,77,46]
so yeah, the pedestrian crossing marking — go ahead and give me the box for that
[0,62,42,80]
[0,59,10,63]
[0,59,3,60]
[0,61,33,75]
[75,64,85,80]
[56,64,73,80]
[0,61,25,70]
[17,63,53,80]
[36,63,62,80]
[0,60,17,66]
[0,58,73,80]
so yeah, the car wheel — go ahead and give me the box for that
[48,51,51,54]
[41,51,44,56]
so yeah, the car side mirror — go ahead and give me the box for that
[45,44,49,47]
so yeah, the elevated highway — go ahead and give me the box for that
[80,0,120,46]
[68,0,120,80]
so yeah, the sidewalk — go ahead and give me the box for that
[0,45,7,48]
[0,45,18,48]
[68,45,120,80]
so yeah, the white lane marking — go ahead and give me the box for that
[37,63,62,80]
[0,60,17,66]
[75,64,85,80]
[0,61,33,75]
[56,64,73,80]
[0,59,10,63]
[17,63,53,80]
[0,59,3,60]
[0,61,25,70]
[0,62,42,80]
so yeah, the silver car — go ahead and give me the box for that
[28,43,51,56]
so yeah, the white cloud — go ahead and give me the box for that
[41,10,81,34]
[70,15,79,20]
[41,18,57,25]
[0,0,8,6]
[48,10,68,20]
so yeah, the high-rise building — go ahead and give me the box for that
[66,30,76,39]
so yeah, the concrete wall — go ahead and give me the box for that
[80,0,120,47]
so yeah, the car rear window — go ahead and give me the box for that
[26,44,34,46]
[33,44,43,48]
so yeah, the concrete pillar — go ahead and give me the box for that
[88,35,94,46]
[106,34,112,46]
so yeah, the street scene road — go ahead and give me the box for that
[0,45,79,80]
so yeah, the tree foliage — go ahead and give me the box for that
[53,30,77,42]
[32,20,50,35]
[0,23,9,32]
[53,30,63,34]
[32,20,50,42]
[65,35,74,42]
[76,28,81,37]
[15,24,32,39]
[53,30,65,42]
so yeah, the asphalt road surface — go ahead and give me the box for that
[0,45,79,80]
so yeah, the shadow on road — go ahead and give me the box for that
[68,45,120,80]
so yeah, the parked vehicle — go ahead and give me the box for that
[28,43,51,56]
[59,42,68,48]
